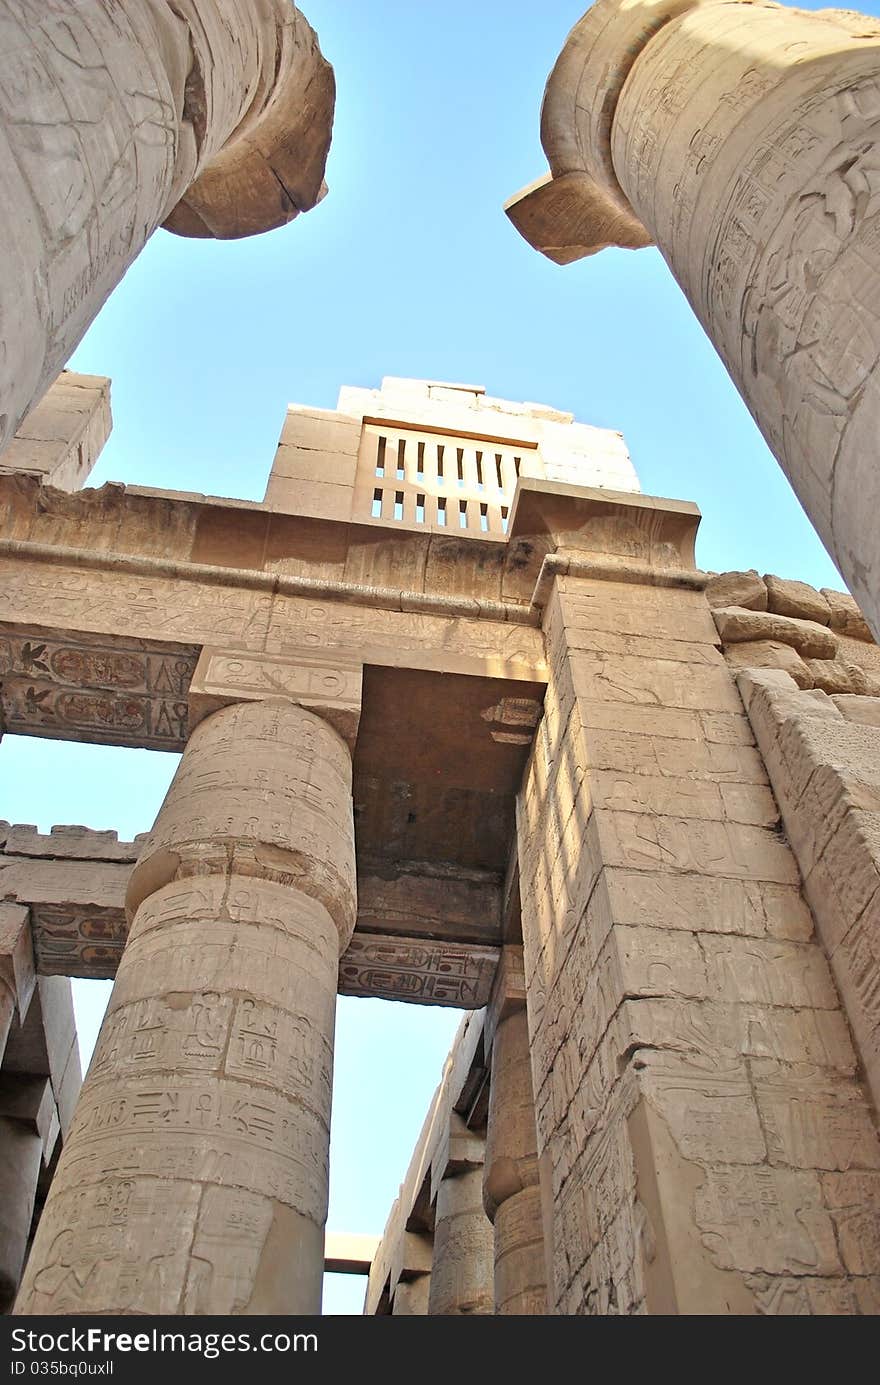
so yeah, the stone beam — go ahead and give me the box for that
[323,1233,380,1276]
[0,827,502,1005]
[0,1,333,454]
[507,0,880,639]
[0,374,111,492]
[0,624,198,751]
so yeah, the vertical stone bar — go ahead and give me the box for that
[0,1117,42,1311]
[0,1077,59,1311]
[483,952,547,1315]
[15,697,357,1315]
[506,0,880,639]
[0,903,36,1060]
[428,1157,494,1316]
[0,0,333,454]
[518,573,880,1314]
[392,1275,431,1315]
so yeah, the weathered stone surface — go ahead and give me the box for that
[705,570,767,612]
[483,1006,547,1314]
[713,607,838,660]
[822,590,874,643]
[764,576,831,626]
[0,373,111,491]
[507,0,880,636]
[16,699,356,1316]
[428,1168,494,1316]
[722,639,813,688]
[807,659,880,697]
[740,670,880,1125]
[518,574,880,1315]
[833,695,880,729]
[0,0,333,454]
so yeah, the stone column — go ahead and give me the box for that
[15,697,357,1316]
[517,571,880,1314]
[506,0,880,639]
[483,952,547,1315]
[428,1157,495,1316]
[0,0,334,454]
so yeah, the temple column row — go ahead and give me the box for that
[15,694,358,1315]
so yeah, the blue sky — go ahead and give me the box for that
[3,0,877,1314]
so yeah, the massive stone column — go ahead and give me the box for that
[0,0,334,454]
[15,697,357,1316]
[483,952,548,1315]
[518,569,880,1314]
[507,0,880,639]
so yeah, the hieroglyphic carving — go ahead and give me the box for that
[0,624,197,750]
[32,905,126,980]
[189,646,362,747]
[338,935,499,1008]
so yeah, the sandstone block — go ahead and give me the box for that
[705,570,767,611]
[713,607,838,659]
[822,590,874,643]
[807,659,880,696]
[722,639,813,688]
[764,575,831,626]
[833,695,880,728]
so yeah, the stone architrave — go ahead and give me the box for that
[0,0,334,454]
[506,0,880,639]
[14,697,357,1316]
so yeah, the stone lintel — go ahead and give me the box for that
[1,843,502,1004]
[189,646,362,748]
[339,934,498,1009]
[323,1233,380,1276]
[0,623,198,752]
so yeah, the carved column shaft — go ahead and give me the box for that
[483,1006,548,1315]
[427,1166,495,1316]
[0,0,333,453]
[509,0,880,637]
[15,698,356,1316]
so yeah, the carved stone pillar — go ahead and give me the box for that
[507,0,880,639]
[0,0,334,454]
[427,1115,494,1316]
[15,696,357,1315]
[483,952,548,1315]
[517,571,880,1314]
